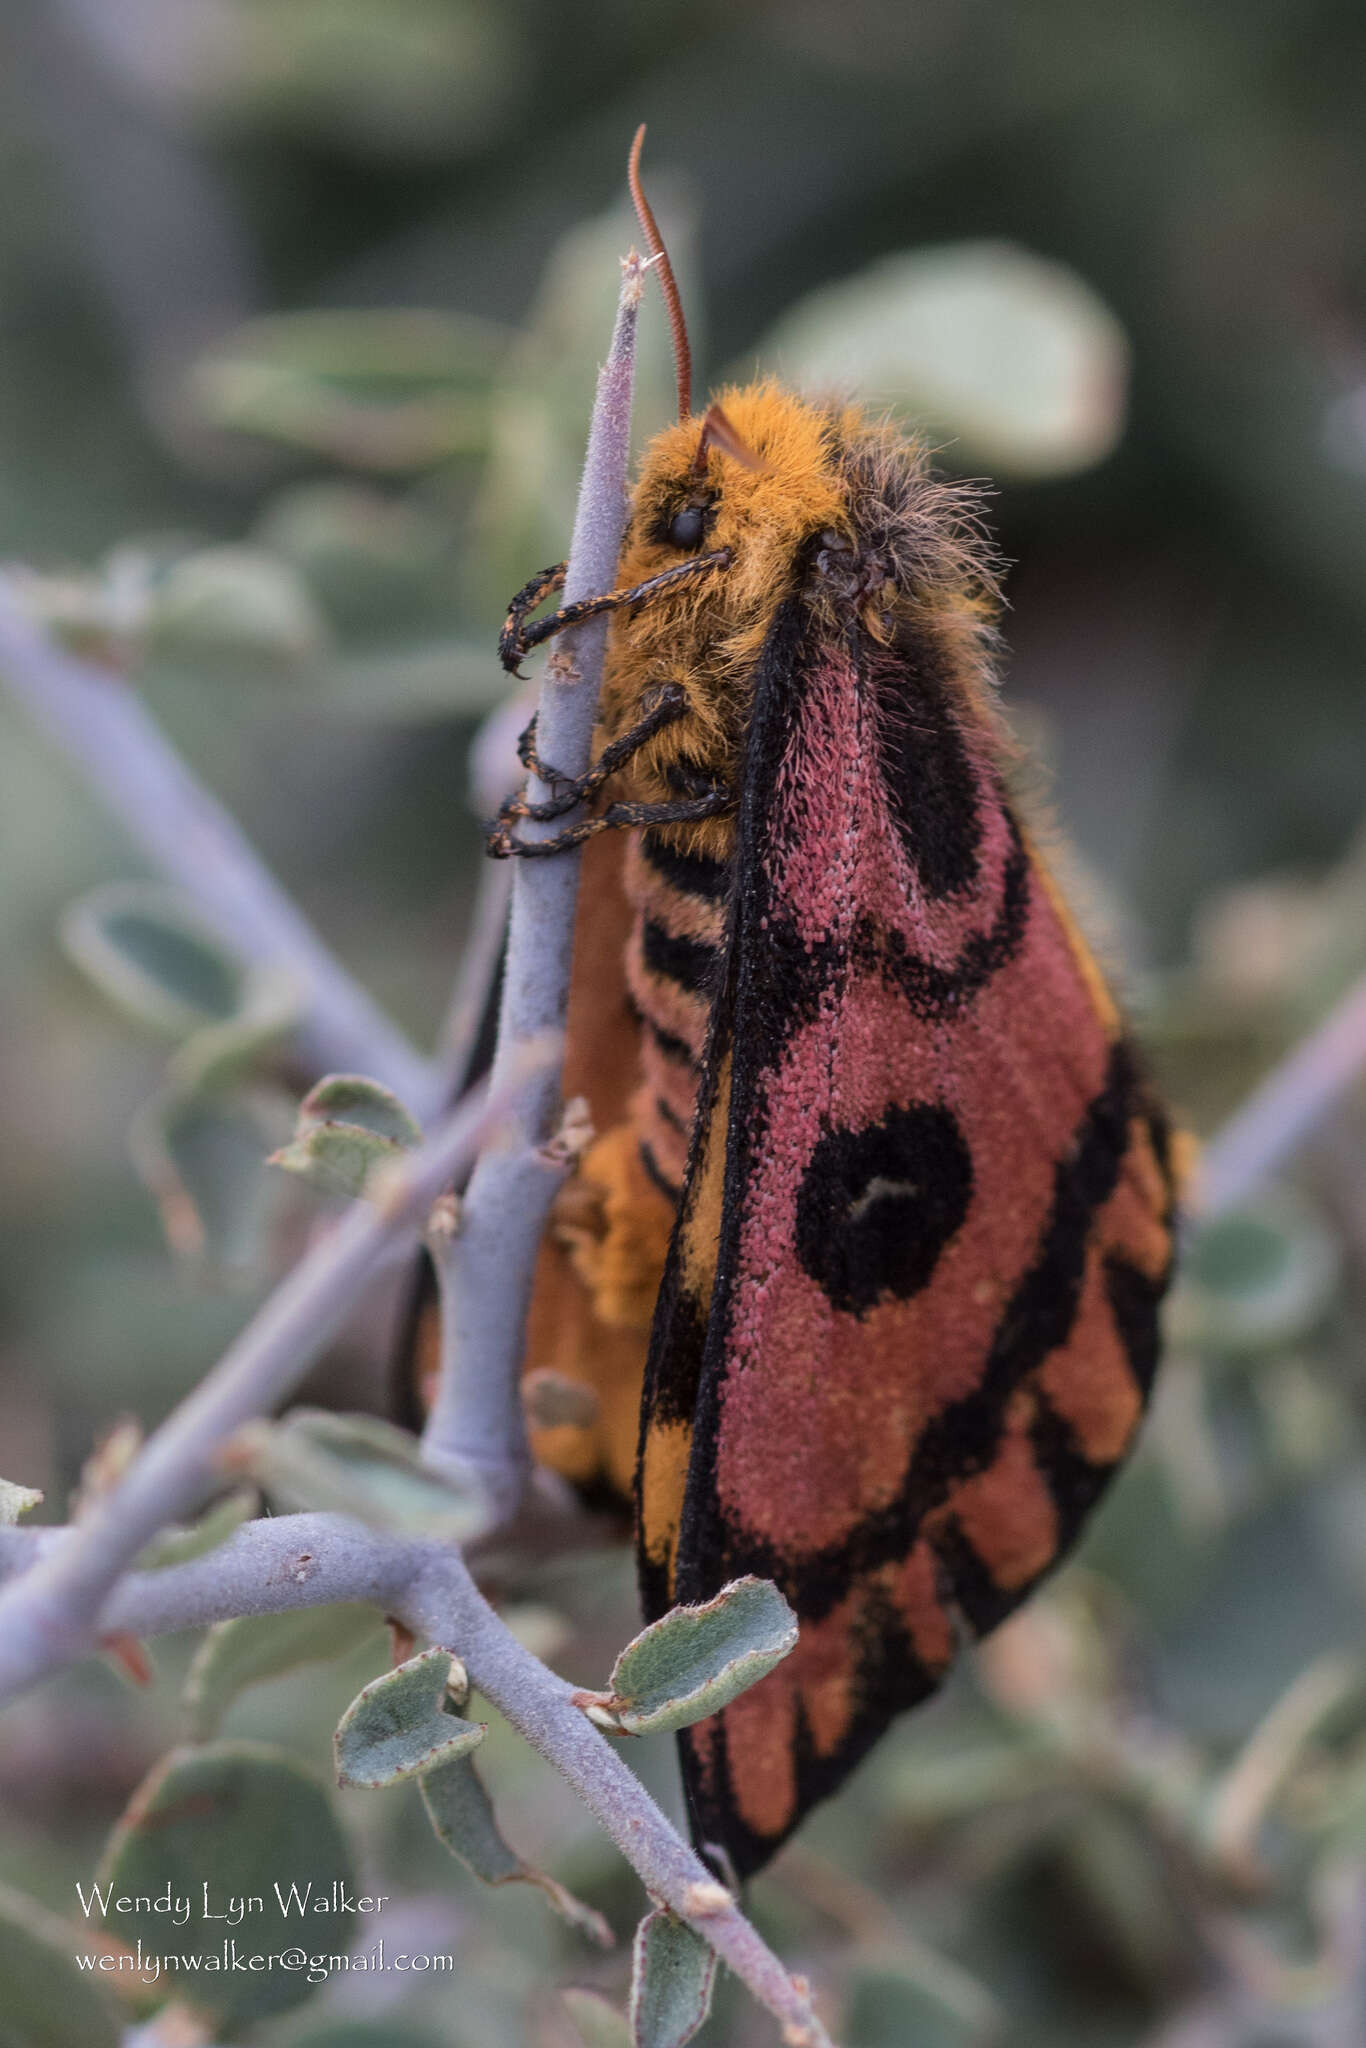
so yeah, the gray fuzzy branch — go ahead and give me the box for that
[0,1512,836,2047]
[420,253,645,1517]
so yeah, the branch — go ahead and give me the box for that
[0,586,442,1118]
[406,1547,837,2048]
[0,1053,550,1702]
[420,252,645,1517]
[1198,964,1366,1219]
[0,1514,416,1637]
[0,1514,835,2046]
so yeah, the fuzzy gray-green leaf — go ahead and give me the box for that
[184,1603,385,1740]
[134,1487,257,1574]
[61,882,246,1035]
[272,1073,422,1199]
[95,1741,354,2031]
[0,1879,120,2048]
[629,1908,716,2048]
[226,1409,485,1542]
[334,1648,485,1788]
[419,1752,611,1945]
[605,1577,797,1737]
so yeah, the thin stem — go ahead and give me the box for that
[0,1516,837,2043]
[0,586,442,1118]
[1198,965,1366,1219]
[0,1054,550,1703]
[420,252,645,1514]
[406,1549,838,2048]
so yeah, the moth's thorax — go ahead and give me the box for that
[596,379,1003,861]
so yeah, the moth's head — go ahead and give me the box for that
[625,381,849,639]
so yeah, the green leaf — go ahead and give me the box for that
[0,1879,120,2048]
[1170,1189,1342,1356]
[591,1577,797,1737]
[419,1752,611,1945]
[754,241,1129,479]
[61,882,246,1035]
[271,1072,422,1201]
[168,964,303,1098]
[289,2026,447,2048]
[845,1968,991,2048]
[145,545,330,676]
[270,1122,409,1200]
[297,1073,424,1148]
[129,1084,294,1274]
[629,1908,716,2048]
[562,1988,632,2048]
[253,480,452,634]
[225,1409,485,1542]
[334,1648,484,1788]
[0,1477,43,1524]
[184,1603,386,1741]
[192,308,507,471]
[134,1487,257,1573]
[94,1740,356,2032]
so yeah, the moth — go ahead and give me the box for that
[406,130,1178,1882]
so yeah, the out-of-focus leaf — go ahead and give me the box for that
[184,1604,386,1741]
[253,481,450,631]
[295,1073,423,1147]
[0,1879,121,2048]
[224,1409,485,1543]
[419,1751,611,1945]
[316,639,503,721]
[61,883,246,1036]
[1171,1190,1342,1357]
[0,1477,43,1524]
[145,545,330,675]
[334,1648,484,1788]
[270,1072,421,1201]
[129,1084,294,1274]
[755,241,1129,478]
[562,1989,632,2048]
[844,1967,990,2048]
[168,964,302,1097]
[628,1908,716,2048]
[192,308,507,467]
[584,1577,796,1737]
[201,0,518,157]
[134,1487,257,1574]
[95,1741,355,2031]
[289,2026,446,2048]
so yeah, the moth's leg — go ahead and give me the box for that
[487,781,733,858]
[499,684,690,829]
[499,563,567,677]
[498,549,730,676]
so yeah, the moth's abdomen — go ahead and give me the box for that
[622,826,731,1198]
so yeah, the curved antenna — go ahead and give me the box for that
[628,124,693,420]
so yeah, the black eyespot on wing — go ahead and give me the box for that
[668,504,707,550]
[795,1104,974,1316]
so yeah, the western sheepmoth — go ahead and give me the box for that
[406,128,1178,1881]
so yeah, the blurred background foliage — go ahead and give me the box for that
[2,1,1366,2043]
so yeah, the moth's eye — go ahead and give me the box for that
[667,504,707,551]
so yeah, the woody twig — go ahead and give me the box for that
[418,250,646,1519]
